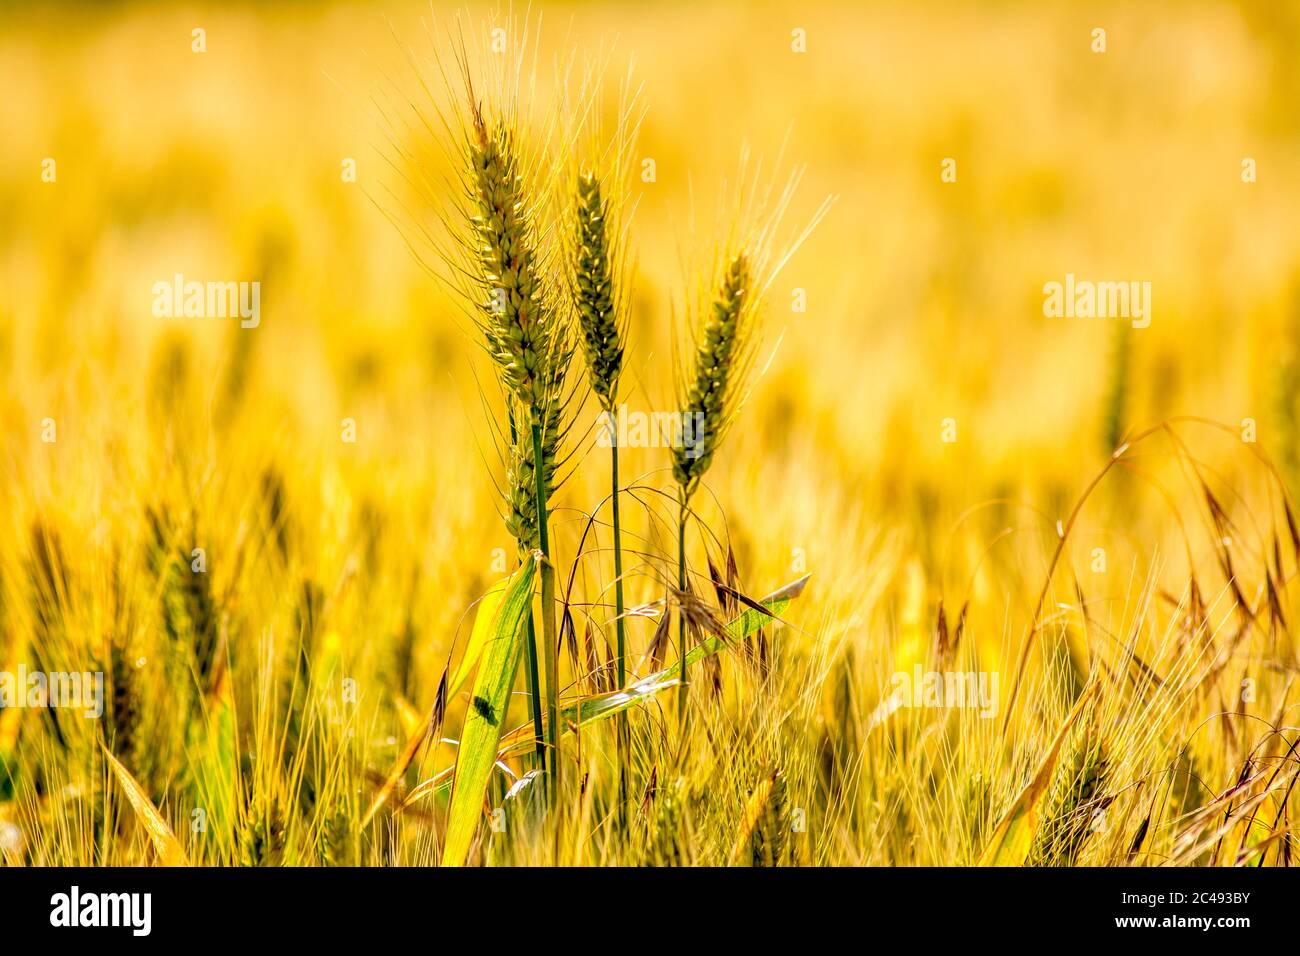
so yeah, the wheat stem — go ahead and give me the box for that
[509,408,547,769]
[524,612,546,770]
[611,426,629,822]
[677,489,688,725]
[571,169,630,814]
[532,421,561,810]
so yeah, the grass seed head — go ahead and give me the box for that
[673,253,751,497]
[463,106,573,553]
[468,112,570,424]
[1029,726,1110,866]
[506,402,563,552]
[571,170,624,410]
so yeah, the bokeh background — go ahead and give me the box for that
[3,1,1300,864]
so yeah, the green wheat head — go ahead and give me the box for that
[505,403,563,552]
[572,170,625,410]
[672,253,752,499]
[467,110,571,419]
[1028,726,1110,866]
[464,106,573,551]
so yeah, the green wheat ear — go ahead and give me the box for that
[668,252,753,725]
[1028,726,1110,866]
[503,398,569,555]
[672,252,752,500]
[467,110,571,424]
[749,769,792,866]
[466,110,572,551]
[569,163,634,820]
[461,97,572,803]
[572,170,624,409]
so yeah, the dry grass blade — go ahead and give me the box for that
[101,743,189,867]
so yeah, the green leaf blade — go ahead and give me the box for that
[441,555,538,868]
[422,574,810,812]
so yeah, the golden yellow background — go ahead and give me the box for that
[3,1,1299,865]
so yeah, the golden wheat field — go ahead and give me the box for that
[2,0,1300,875]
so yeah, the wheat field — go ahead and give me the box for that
[2,0,1300,867]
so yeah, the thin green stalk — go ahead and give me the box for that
[677,490,688,724]
[611,424,628,821]
[533,421,561,805]
[524,613,545,769]
[510,408,546,771]
[671,254,753,730]
[570,168,629,820]
[612,429,626,686]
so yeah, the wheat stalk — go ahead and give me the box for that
[667,157,830,723]
[569,166,634,817]
[463,93,573,804]
[672,253,752,498]
[572,171,625,412]
[672,254,752,720]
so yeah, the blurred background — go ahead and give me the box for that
[3,0,1300,792]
